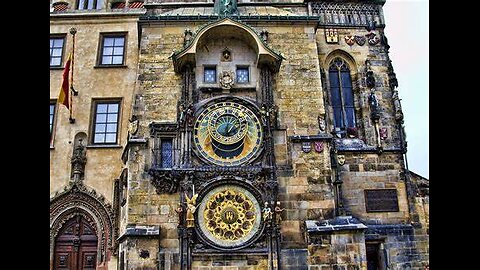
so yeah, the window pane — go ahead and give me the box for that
[204,68,216,83]
[102,56,112,65]
[332,107,344,128]
[52,48,62,57]
[342,87,354,106]
[114,37,125,46]
[96,113,107,123]
[53,39,64,47]
[95,124,106,133]
[50,115,54,124]
[105,134,116,143]
[87,0,94,9]
[106,124,117,132]
[97,104,108,113]
[113,47,124,55]
[50,105,55,114]
[50,39,54,47]
[104,38,114,47]
[341,71,352,88]
[161,139,173,168]
[96,0,104,9]
[112,56,123,65]
[51,58,61,66]
[78,0,85,9]
[94,134,105,143]
[103,47,113,56]
[107,113,118,123]
[108,103,119,113]
[345,107,355,128]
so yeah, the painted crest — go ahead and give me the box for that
[344,35,355,46]
[379,127,388,140]
[325,28,339,44]
[354,35,366,46]
[302,142,312,153]
[366,32,380,46]
[314,141,324,153]
[128,118,139,136]
[219,70,235,89]
[337,155,346,166]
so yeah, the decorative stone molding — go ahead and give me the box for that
[50,182,116,263]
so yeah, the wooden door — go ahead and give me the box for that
[54,216,98,270]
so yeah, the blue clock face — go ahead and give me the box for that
[193,101,263,166]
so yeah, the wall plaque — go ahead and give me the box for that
[364,189,399,212]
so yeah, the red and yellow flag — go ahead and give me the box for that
[58,52,72,109]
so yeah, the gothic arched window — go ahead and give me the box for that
[329,58,356,132]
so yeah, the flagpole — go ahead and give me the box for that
[69,27,77,124]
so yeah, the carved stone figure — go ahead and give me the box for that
[185,192,198,228]
[274,202,285,224]
[175,203,184,225]
[262,202,272,223]
[392,91,404,120]
[185,103,194,127]
[71,139,87,180]
[366,70,375,89]
[260,29,269,43]
[318,115,326,132]
[216,0,237,15]
[368,91,380,120]
[184,29,193,47]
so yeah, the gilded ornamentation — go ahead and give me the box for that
[198,185,262,248]
[185,192,198,228]
[204,189,255,240]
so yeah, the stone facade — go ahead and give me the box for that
[50,1,428,270]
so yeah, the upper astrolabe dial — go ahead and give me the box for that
[193,101,263,166]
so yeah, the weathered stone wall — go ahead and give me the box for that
[307,232,367,270]
[316,27,401,148]
[50,17,139,202]
[365,225,429,270]
[339,152,410,224]
[191,255,269,270]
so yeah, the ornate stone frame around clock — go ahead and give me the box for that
[194,176,266,251]
[192,95,266,167]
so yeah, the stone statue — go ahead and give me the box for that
[368,91,380,120]
[174,203,184,226]
[184,29,193,47]
[185,192,198,228]
[366,70,375,89]
[318,115,326,132]
[71,139,87,180]
[215,0,237,15]
[262,202,272,223]
[274,202,285,224]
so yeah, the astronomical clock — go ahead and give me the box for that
[193,100,263,166]
[192,97,267,250]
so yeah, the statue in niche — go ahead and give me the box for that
[274,202,285,224]
[71,139,87,180]
[262,202,272,223]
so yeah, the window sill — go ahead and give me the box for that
[94,65,128,69]
[87,144,123,149]
[50,66,65,70]
[50,145,55,150]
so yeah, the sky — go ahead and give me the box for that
[382,0,429,178]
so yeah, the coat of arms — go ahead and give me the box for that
[314,141,324,153]
[302,142,312,153]
[220,70,235,89]
[366,32,380,46]
[354,35,366,46]
[379,127,388,140]
[344,35,355,46]
[325,28,339,43]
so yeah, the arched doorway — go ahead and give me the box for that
[53,215,98,270]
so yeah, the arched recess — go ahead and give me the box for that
[172,17,283,73]
[50,182,116,270]
[322,49,364,138]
